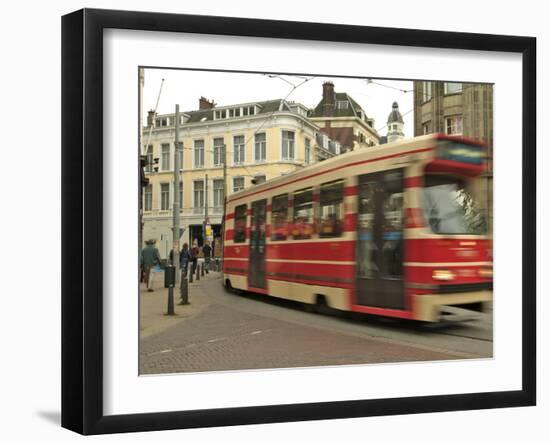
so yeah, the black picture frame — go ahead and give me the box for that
[62,8,536,435]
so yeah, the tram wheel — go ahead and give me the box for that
[224,278,234,293]
[314,294,331,315]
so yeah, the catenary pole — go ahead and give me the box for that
[204,173,208,244]
[173,104,181,284]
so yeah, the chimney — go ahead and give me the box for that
[199,96,216,110]
[322,81,335,117]
[147,109,156,127]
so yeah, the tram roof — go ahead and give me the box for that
[227,134,439,204]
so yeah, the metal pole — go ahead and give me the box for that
[142,78,165,155]
[221,144,228,275]
[204,173,208,244]
[138,68,144,252]
[173,105,180,284]
[167,285,175,315]
[179,271,189,305]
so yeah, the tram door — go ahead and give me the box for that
[356,170,404,309]
[249,199,267,289]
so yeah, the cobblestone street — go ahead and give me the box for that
[139,271,490,375]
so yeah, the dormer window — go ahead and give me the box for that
[214,109,227,120]
[214,105,255,120]
[336,100,349,110]
[155,117,169,127]
[229,108,241,118]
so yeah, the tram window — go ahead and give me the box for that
[319,180,344,238]
[271,194,289,241]
[381,171,404,279]
[292,188,314,240]
[234,204,247,243]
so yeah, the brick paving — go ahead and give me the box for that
[140,302,459,375]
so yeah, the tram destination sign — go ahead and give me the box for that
[436,140,485,165]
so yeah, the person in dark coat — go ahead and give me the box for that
[140,239,161,292]
[190,240,199,274]
[180,243,190,276]
[202,241,212,271]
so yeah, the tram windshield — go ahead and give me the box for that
[422,175,487,235]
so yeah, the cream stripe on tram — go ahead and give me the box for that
[404,261,492,267]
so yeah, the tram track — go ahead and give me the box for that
[212,280,493,359]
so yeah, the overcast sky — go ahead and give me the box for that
[141,68,415,138]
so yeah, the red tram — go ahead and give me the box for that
[222,134,492,322]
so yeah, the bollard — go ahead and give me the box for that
[189,264,194,283]
[179,271,189,305]
[164,266,176,316]
[201,262,205,277]
[196,262,201,281]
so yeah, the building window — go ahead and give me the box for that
[422,121,431,135]
[233,204,247,243]
[422,81,432,101]
[292,187,314,239]
[176,142,183,170]
[282,130,295,160]
[233,177,244,193]
[271,194,288,241]
[243,106,255,116]
[194,139,204,168]
[254,133,266,162]
[145,145,153,172]
[143,184,152,211]
[319,180,344,238]
[228,108,241,118]
[233,135,245,165]
[213,179,224,210]
[445,115,463,135]
[160,183,170,210]
[194,180,204,209]
[161,144,170,171]
[336,100,349,109]
[305,138,311,164]
[444,82,463,94]
[156,117,169,127]
[213,138,224,166]
[178,181,183,210]
[214,110,227,120]
[253,175,266,185]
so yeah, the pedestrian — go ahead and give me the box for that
[180,243,190,276]
[190,240,199,274]
[140,239,161,292]
[202,241,212,271]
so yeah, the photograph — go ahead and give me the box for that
[138,68,494,375]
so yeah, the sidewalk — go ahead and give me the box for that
[139,265,222,339]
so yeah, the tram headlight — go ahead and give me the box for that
[478,267,493,278]
[432,269,455,281]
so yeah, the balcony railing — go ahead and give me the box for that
[143,206,225,218]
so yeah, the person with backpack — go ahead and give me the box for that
[179,243,190,277]
[202,241,212,271]
[140,239,161,292]
[190,240,199,274]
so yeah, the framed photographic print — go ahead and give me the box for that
[61,8,536,435]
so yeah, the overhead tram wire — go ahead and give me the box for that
[364,79,482,134]
[233,74,315,179]
[171,74,315,180]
